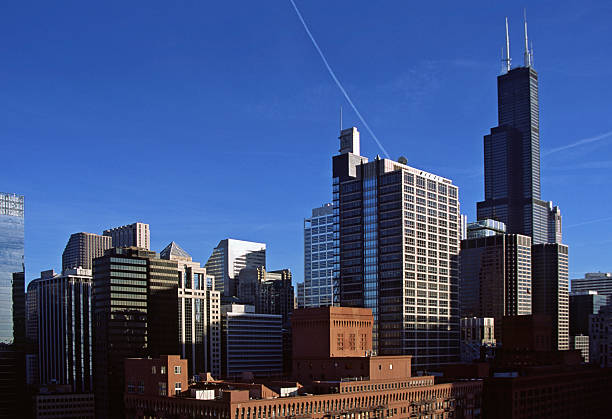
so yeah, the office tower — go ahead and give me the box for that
[460,214,468,240]
[466,219,506,239]
[25,284,39,387]
[459,234,532,342]
[62,232,112,270]
[569,291,607,336]
[103,222,150,250]
[476,24,561,245]
[532,243,569,350]
[571,272,612,303]
[160,242,221,378]
[205,238,266,296]
[590,305,612,367]
[570,335,589,363]
[296,282,305,309]
[0,192,25,417]
[93,246,178,418]
[28,268,93,393]
[221,304,282,379]
[333,127,460,369]
[460,317,496,362]
[237,267,294,325]
[303,203,334,307]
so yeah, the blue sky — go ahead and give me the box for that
[1,1,611,285]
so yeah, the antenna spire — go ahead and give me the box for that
[503,17,512,73]
[523,9,532,67]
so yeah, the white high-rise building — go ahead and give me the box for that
[303,203,334,308]
[103,222,150,250]
[205,239,266,296]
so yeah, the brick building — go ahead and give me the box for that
[124,307,482,418]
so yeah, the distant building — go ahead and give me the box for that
[459,234,532,342]
[221,304,282,379]
[160,241,221,378]
[103,222,150,250]
[296,282,305,309]
[590,304,612,368]
[532,243,569,350]
[570,335,589,363]
[27,268,93,392]
[124,355,188,398]
[571,272,612,303]
[0,192,26,417]
[460,317,496,362]
[33,384,94,419]
[466,219,506,239]
[569,291,606,336]
[61,232,112,270]
[237,267,294,326]
[205,239,266,296]
[303,203,334,308]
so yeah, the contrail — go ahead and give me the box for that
[288,0,390,159]
[544,130,612,156]
[564,216,612,229]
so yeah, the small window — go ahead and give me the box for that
[174,365,181,374]
[174,382,182,395]
[160,366,167,374]
[151,366,156,374]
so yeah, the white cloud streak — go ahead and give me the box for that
[544,130,612,155]
[288,0,390,159]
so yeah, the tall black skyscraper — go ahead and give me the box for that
[476,20,562,245]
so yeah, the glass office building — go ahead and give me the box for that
[0,192,25,416]
[303,203,334,307]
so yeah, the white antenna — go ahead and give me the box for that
[523,9,531,67]
[504,17,512,73]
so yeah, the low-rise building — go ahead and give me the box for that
[33,384,94,418]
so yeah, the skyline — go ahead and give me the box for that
[1,1,611,284]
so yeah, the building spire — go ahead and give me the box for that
[503,17,512,73]
[523,9,532,67]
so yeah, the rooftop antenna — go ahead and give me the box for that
[503,17,512,73]
[523,9,532,67]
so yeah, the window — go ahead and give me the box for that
[158,382,167,396]
[174,365,181,374]
[151,366,156,374]
[175,382,182,395]
[160,366,167,374]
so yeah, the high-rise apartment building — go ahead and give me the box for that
[303,203,334,307]
[92,246,178,418]
[221,304,282,379]
[571,272,612,303]
[62,232,112,270]
[27,268,93,393]
[475,30,561,245]
[160,242,221,378]
[532,243,569,350]
[332,127,460,369]
[0,192,25,417]
[459,234,532,342]
[205,239,266,296]
[103,222,150,250]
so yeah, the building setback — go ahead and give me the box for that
[61,232,112,271]
[103,222,150,250]
[303,203,334,308]
[0,192,25,417]
[532,243,569,350]
[459,234,532,342]
[27,268,93,393]
[333,127,460,370]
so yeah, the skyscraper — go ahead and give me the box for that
[0,192,25,417]
[62,232,112,270]
[303,203,334,307]
[571,272,612,303]
[160,242,221,378]
[532,243,569,350]
[236,267,294,325]
[460,234,532,342]
[27,268,93,392]
[205,238,266,296]
[476,22,562,245]
[103,222,150,250]
[333,127,460,370]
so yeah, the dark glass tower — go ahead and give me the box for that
[0,193,25,417]
[477,65,562,244]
